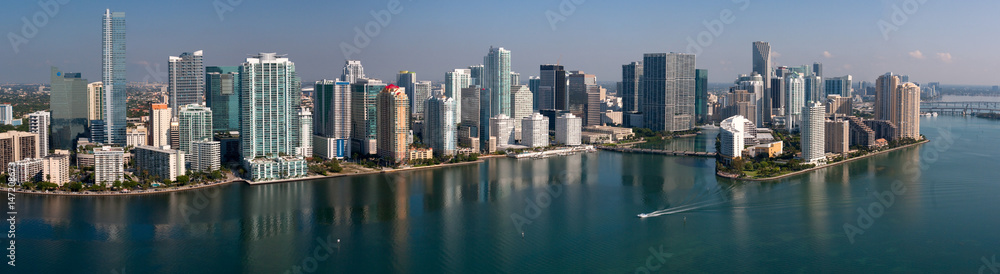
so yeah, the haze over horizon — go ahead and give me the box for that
[3,0,998,85]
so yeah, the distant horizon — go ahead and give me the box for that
[3,1,1000,86]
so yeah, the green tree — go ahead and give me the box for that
[68,182,84,192]
[176,175,190,186]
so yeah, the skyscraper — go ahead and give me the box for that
[556,113,582,146]
[490,114,516,146]
[801,102,826,164]
[753,42,772,92]
[397,71,417,116]
[812,62,823,78]
[148,104,171,147]
[413,81,432,117]
[313,80,351,160]
[168,51,206,116]
[205,66,241,132]
[479,87,492,150]
[875,73,900,121]
[511,85,533,139]
[296,107,312,157]
[642,53,696,132]
[521,113,548,148]
[28,111,50,157]
[585,85,605,127]
[425,95,457,157]
[350,78,385,156]
[804,74,823,104]
[459,86,482,150]
[897,82,921,140]
[0,131,39,169]
[468,65,484,86]
[341,60,365,84]
[785,72,805,130]
[49,67,90,149]
[102,9,127,145]
[240,53,306,181]
[87,82,103,123]
[720,115,750,159]
[538,64,567,111]
[178,104,213,157]
[695,69,708,124]
[737,73,766,126]
[0,104,11,125]
[483,47,512,116]
[94,146,125,184]
[825,75,853,98]
[567,71,596,117]
[377,85,410,163]
[445,69,471,121]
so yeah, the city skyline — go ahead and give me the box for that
[2,1,995,85]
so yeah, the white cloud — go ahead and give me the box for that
[908,50,925,59]
[936,52,953,63]
[823,51,833,58]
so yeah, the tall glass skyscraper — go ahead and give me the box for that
[397,71,416,115]
[350,78,385,156]
[239,53,305,181]
[169,51,205,117]
[313,80,351,159]
[695,69,708,124]
[205,66,241,132]
[538,64,566,111]
[483,47,511,117]
[642,53,696,132]
[425,95,456,157]
[445,69,471,121]
[50,67,90,149]
[752,41,772,123]
[102,10,126,145]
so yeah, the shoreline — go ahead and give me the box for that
[716,139,930,182]
[5,158,490,196]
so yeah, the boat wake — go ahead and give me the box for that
[637,183,737,219]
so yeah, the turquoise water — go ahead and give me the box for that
[11,115,1000,273]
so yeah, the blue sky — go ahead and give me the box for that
[3,0,999,85]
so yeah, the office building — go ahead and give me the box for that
[585,85,606,127]
[468,65,484,86]
[178,104,213,156]
[484,47,512,116]
[397,71,417,116]
[168,51,206,116]
[28,111,50,157]
[135,145,185,182]
[313,80,351,160]
[529,76,541,111]
[621,62,643,114]
[205,66,241,132]
[377,85,410,163]
[240,53,306,181]
[126,125,147,148]
[510,72,520,85]
[813,62,823,78]
[459,86,482,149]
[0,131,39,169]
[642,53,696,132]
[148,104,171,147]
[425,95,457,156]
[7,158,43,185]
[720,115,751,159]
[102,10,127,145]
[350,78,384,155]
[695,69,708,124]
[753,42,772,92]
[825,119,850,154]
[511,85,534,139]
[87,82,104,122]
[94,146,125,184]
[341,60,365,84]
[445,69,471,121]
[539,64,567,111]
[42,153,70,185]
[50,67,90,149]
[825,75,853,98]
[0,104,11,125]
[521,113,549,148]
[568,71,597,117]
[190,140,220,172]
[413,81,432,117]
[490,114,516,146]
[801,102,826,164]
[555,113,582,146]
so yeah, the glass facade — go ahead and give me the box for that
[206,66,241,132]
[102,10,126,145]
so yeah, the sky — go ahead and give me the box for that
[2,0,1000,86]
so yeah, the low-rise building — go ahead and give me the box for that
[581,132,612,144]
[7,158,43,185]
[190,140,221,172]
[42,154,70,185]
[134,145,186,182]
[583,125,634,142]
[408,148,434,160]
[747,141,784,158]
[94,146,125,184]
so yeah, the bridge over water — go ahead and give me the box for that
[920,101,1000,115]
